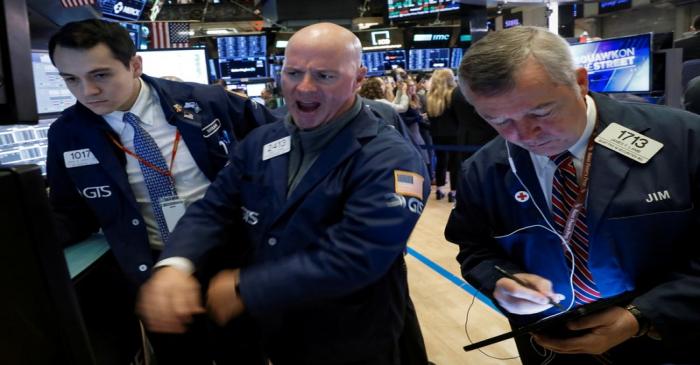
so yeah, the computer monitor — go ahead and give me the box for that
[216,35,268,81]
[216,34,267,59]
[408,48,451,71]
[32,51,77,116]
[0,165,94,364]
[387,0,460,20]
[362,49,407,76]
[246,83,267,97]
[0,120,53,175]
[137,48,209,84]
[219,58,268,81]
[570,33,652,93]
[450,48,465,69]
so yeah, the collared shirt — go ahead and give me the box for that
[530,94,597,210]
[284,96,363,196]
[103,78,210,249]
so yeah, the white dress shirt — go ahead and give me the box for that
[530,94,597,211]
[103,78,211,249]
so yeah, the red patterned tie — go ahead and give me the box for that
[550,152,601,305]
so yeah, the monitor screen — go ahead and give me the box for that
[569,33,652,93]
[219,58,268,80]
[226,83,247,94]
[387,0,460,20]
[450,48,464,69]
[362,49,407,76]
[408,48,450,71]
[0,120,53,175]
[246,83,267,97]
[216,35,268,81]
[31,51,77,116]
[217,35,267,59]
[137,48,209,84]
[598,0,631,14]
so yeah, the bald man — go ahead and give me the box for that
[137,23,430,364]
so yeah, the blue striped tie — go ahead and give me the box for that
[550,152,601,305]
[123,112,177,244]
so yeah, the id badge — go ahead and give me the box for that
[160,196,186,233]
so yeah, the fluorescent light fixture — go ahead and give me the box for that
[357,22,379,30]
[206,29,231,35]
[276,40,288,48]
[362,44,402,51]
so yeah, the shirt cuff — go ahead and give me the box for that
[154,257,195,275]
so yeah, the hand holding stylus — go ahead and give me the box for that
[494,265,566,315]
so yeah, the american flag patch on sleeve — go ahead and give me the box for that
[394,170,424,198]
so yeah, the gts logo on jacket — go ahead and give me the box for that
[242,206,260,225]
[78,185,112,199]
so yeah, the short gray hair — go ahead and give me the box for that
[459,26,577,97]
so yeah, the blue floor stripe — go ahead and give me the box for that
[407,246,503,314]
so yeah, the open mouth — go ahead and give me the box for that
[297,101,320,113]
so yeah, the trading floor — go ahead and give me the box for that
[406,187,521,365]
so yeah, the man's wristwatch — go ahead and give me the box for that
[625,304,651,338]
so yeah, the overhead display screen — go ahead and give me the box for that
[387,0,460,20]
[570,33,651,93]
[408,48,450,71]
[217,35,268,81]
[100,0,147,21]
[217,35,267,59]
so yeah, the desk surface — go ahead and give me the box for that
[63,234,109,279]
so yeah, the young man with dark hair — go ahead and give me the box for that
[46,19,274,364]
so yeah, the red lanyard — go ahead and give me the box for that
[108,130,181,178]
[560,124,597,243]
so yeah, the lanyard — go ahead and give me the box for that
[560,125,597,244]
[108,130,181,178]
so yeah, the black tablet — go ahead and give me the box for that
[463,291,635,352]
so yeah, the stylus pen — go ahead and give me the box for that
[494,265,566,311]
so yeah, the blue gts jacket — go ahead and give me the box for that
[47,75,273,285]
[162,106,430,363]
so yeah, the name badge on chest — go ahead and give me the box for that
[160,196,186,233]
[594,122,663,164]
[63,148,99,168]
[262,136,291,161]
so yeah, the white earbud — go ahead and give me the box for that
[503,140,576,312]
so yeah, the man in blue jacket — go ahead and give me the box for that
[445,26,700,364]
[137,22,430,364]
[46,19,273,364]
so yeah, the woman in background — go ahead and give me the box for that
[426,68,460,202]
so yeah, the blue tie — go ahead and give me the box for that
[123,112,177,244]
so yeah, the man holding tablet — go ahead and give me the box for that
[446,26,700,364]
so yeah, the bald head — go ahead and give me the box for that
[281,22,367,130]
[287,22,362,69]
